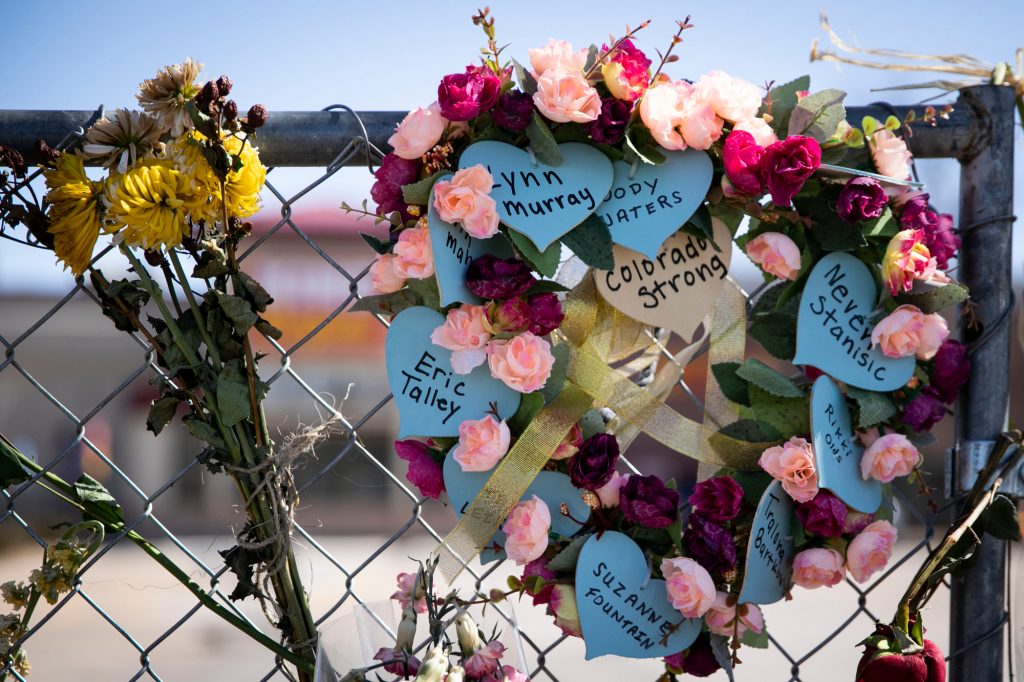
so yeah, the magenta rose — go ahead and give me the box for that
[522,556,556,606]
[438,67,501,121]
[837,177,887,223]
[465,255,537,300]
[902,387,947,432]
[722,130,765,196]
[568,433,620,490]
[490,297,531,333]
[930,339,970,404]
[664,632,721,678]
[492,90,534,132]
[620,474,679,528]
[760,135,821,206]
[688,475,744,523]
[589,98,632,145]
[527,293,564,336]
[795,489,847,538]
[394,439,444,499]
[684,514,737,574]
[370,153,421,220]
[900,195,960,268]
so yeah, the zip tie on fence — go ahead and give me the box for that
[967,289,1015,357]
[954,214,1017,234]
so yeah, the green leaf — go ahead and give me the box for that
[808,220,867,252]
[183,414,227,451]
[361,232,393,255]
[715,418,782,444]
[578,410,605,440]
[402,171,446,206]
[725,468,774,507]
[192,251,230,278]
[217,361,252,427]
[683,204,715,245]
[863,208,899,239]
[561,215,614,270]
[526,111,563,166]
[506,228,560,277]
[507,391,544,435]
[898,281,969,314]
[405,276,441,310]
[710,362,751,406]
[788,88,847,142]
[540,342,570,404]
[981,494,1020,541]
[546,533,594,573]
[890,625,924,655]
[762,75,811,137]
[0,436,34,488]
[845,386,897,428]
[524,280,571,295]
[349,289,421,317]
[233,272,274,312]
[216,294,258,335]
[736,359,803,398]
[513,59,538,95]
[875,484,895,523]
[790,505,807,546]
[749,385,809,439]
[147,395,183,435]
[741,623,770,649]
[74,473,124,524]
[748,312,798,361]
[623,123,667,165]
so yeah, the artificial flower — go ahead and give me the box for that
[688,475,744,523]
[550,423,583,461]
[792,548,846,589]
[136,58,203,137]
[528,39,588,77]
[620,474,679,528]
[432,165,499,238]
[639,80,723,151]
[760,135,821,206]
[502,495,551,565]
[746,232,802,281]
[733,116,778,146]
[722,130,765,196]
[451,415,511,472]
[44,153,105,276]
[392,225,435,279]
[465,255,537,300]
[526,293,564,336]
[694,70,763,122]
[930,340,970,403]
[704,592,764,638]
[438,67,501,121]
[371,153,421,220]
[846,520,898,582]
[601,39,651,102]
[759,436,819,503]
[492,90,534,132]
[430,304,492,374]
[685,514,737,574]
[861,433,920,483]
[594,470,627,507]
[902,388,947,432]
[395,439,444,500]
[661,557,716,618]
[533,69,602,123]
[486,332,556,393]
[567,433,620,490]
[870,128,912,180]
[795,490,847,538]
[881,229,936,295]
[589,98,632,145]
[664,633,722,678]
[837,177,888,223]
[389,103,448,160]
[369,253,406,294]
[870,305,949,360]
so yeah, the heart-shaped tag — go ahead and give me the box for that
[597,149,713,259]
[575,531,702,660]
[594,218,732,340]
[737,480,794,605]
[385,307,521,438]
[810,376,883,513]
[458,141,614,252]
[442,455,590,563]
[428,176,512,306]
[793,253,915,391]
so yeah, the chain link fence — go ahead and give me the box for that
[0,88,1016,681]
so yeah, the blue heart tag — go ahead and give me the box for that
[793,253,914,391]
[738,480,794,605]
[575,531,702,660]
[385,307,520,438]
[442,455,590,563]
[428,175,512,306]
[597,149,713,259]
[458,141,614,251]
[810,376,883,513]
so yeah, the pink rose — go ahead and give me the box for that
[846,519,898,583]
[451,415,511,472]
[639,81,724,151]
[498,665,530,682]
[871,129,913,180]
[733,116,778,146]
[392,225,434,279]
[388,102,447,160]
[368,254,406,294]
[533,69,602,123]
[600,39,651,102]
[661,557,716,618]
[745,232,802,281]
[432,165,500,239]
[860,433,919,483]
[487,332,556,394]
[502,495,551,565]
[760,136,822,206]
[595,470,627,507]
[792,548,846,589]
[704,591,764,638]
[759,436,819,503]
[528,38,588,77]
[694,70,763,123]
[390,571,427,613]
[722,130,765,196]
[870,305,949,360]
[882,229,937,296]
[430,304,492,374]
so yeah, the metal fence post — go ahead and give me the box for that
[951,84,1017,682]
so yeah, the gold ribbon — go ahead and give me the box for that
[433,272,774,580]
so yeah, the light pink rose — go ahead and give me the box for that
[792,548,846,589]
[860,433,919,483]
[704,591,764,638]
[661,557,716,618]
[487,332,556,394]
[451,415,511,472]
[871,129,913,180]
[746,232,802,281]
[870,305,948,360]
[432,165,500,239]
[369,254,406,294]
[639,81,724,151]
[388,102,447,160]
[533,69,602,123]
[390,571,427,613]
[759,436,819,503]
[431,304,492,374]
[733,116,778,146]
[916,312,949,360]
[529,38,588,76]
[694,70,764,123]
[846,519,898,583]
[502,495,551,565]
[595,471,627,507]
[392,226,434,279]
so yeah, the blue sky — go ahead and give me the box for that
[2,0,1022,290]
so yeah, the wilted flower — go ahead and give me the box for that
[373,646,420,677]
[81,109,166,173]
[0,582,31,609]
[136,58,204,137]
[44,153,105,276]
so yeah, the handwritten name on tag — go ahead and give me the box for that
[738,480,793,605]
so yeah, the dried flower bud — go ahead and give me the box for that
[0,145,26,176]
[215,75,233,96]
[223,100,238,122]
[200,80,220,102]
[36,139,61,166]
[246,104,269,128]
[144,249,167,267]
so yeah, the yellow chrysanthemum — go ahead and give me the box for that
[105,158,198,250]
[168,132,222,224]
[222,135,266,219]
[44,154,105,276]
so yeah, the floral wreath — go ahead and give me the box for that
[349,11,969,682]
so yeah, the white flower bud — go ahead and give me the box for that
[454,610,483,655]
[446,665,465,682]
[395,604,417,652]
[414,646,449,682]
